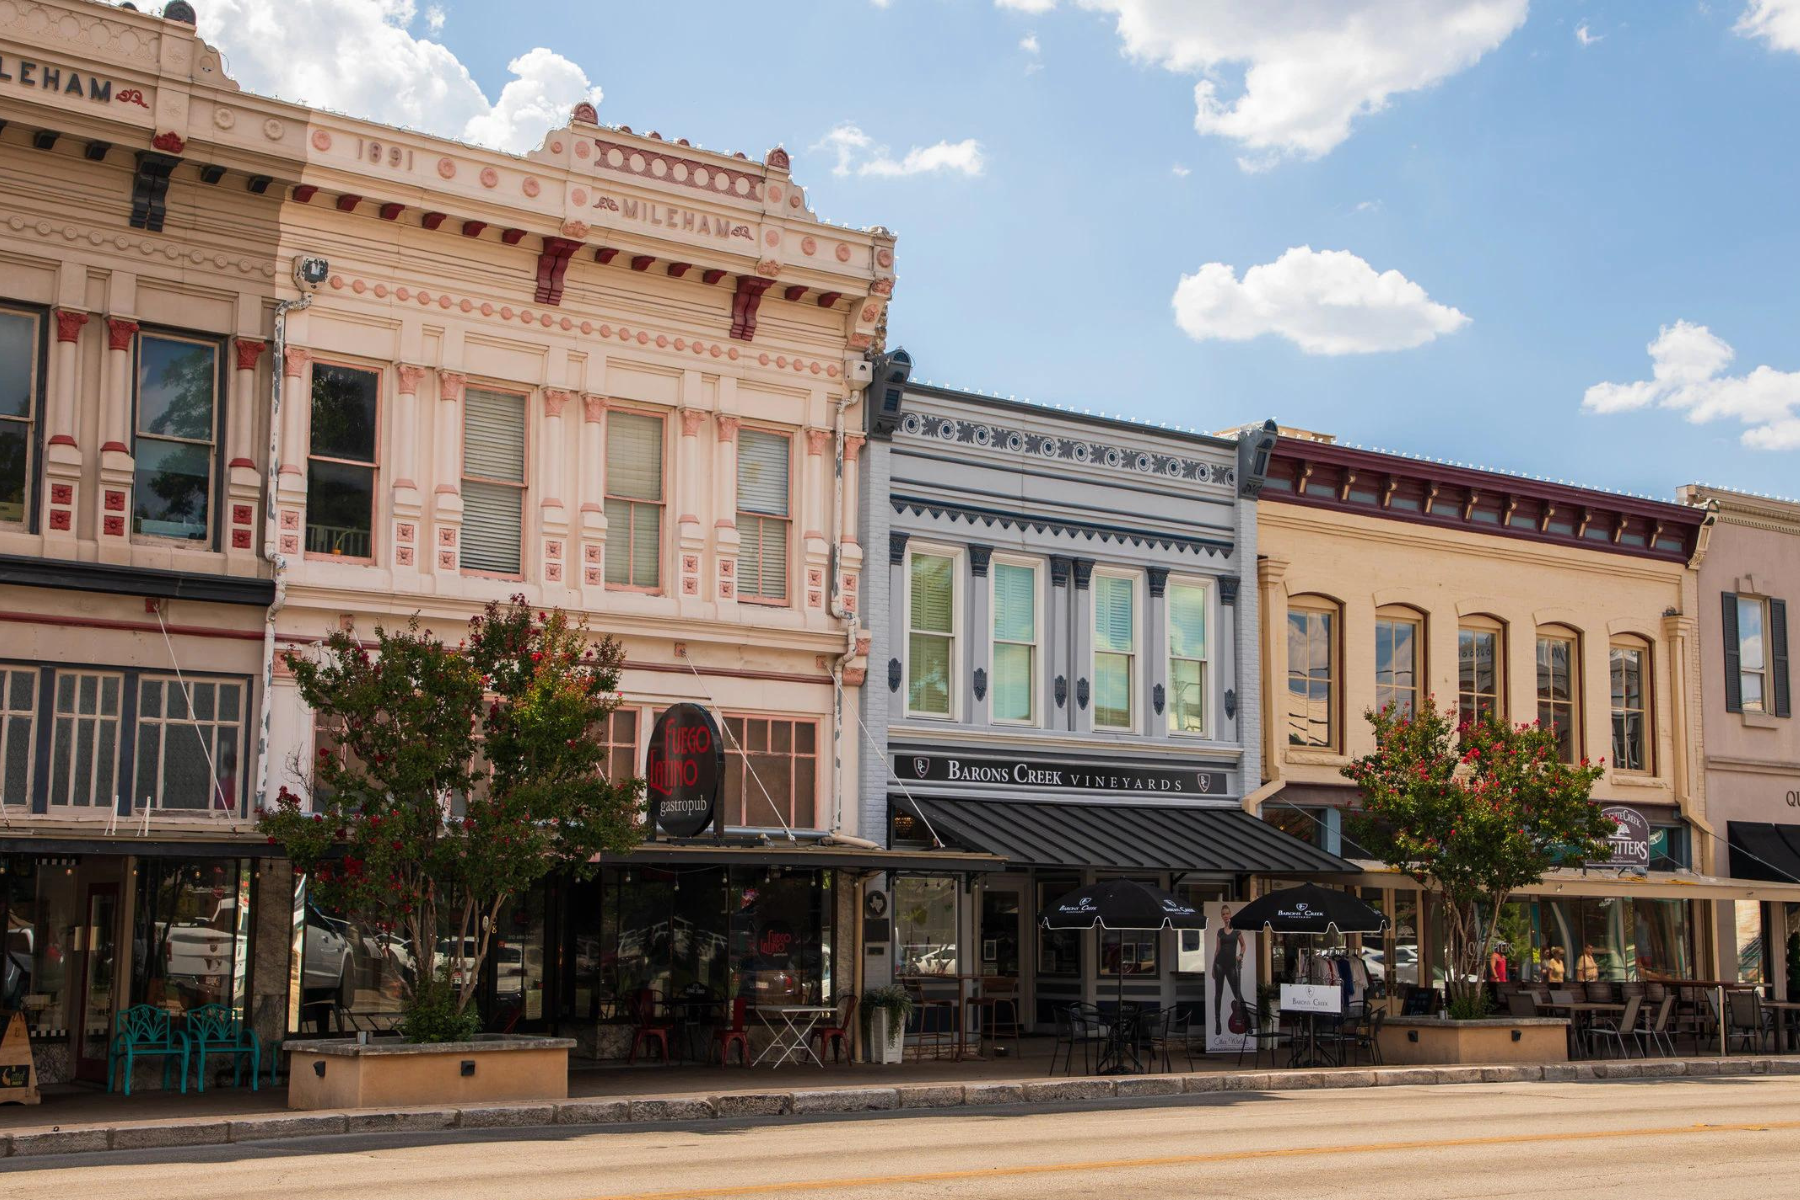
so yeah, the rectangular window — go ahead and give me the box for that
[131,857,251,1018]
[1536,633,1578,761]
[305,363,380,559]
[604,410,664,589]
[1375,616,1421,717]
[1459,626,1502,726]
[722,716,816,829]
[736,428,790,602]
[133,333,219,543]
[1739,596,1767,713]
[907,551,956,717]
[1167,580,1209,735]
[1092,572,1136,730]
[598,707,640,785]
[0,307,42,526]
[461,387,527,574]
[991,560,1038,724]
[1286,607,1336,747]
[134,677,246,812]
[1610,644,1649,773]
[895,875,959,977]
[48,670,122,807]
[0,666,36,807]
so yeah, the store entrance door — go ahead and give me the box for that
[979,884,1023,979]
[75,882,120,1083]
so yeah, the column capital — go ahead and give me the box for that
[233,337,267,371]
[543,388,574,418]
[437,370,466,402]
[843,433,867,457]
[54,309,89,343]
[282,346,311,377]
[715,413,740,442]
[582,394,608,423]
[805,428,831,456]
[395,363,426,395]
[679,407,707,437]
[106,317,140,351]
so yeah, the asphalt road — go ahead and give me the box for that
[6,1077,1797,1199]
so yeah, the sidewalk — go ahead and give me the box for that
[3,1043,1795,1161]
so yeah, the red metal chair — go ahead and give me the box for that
[812,993,858,1063]
[713,997,750,1066]
[628,988,673,1065]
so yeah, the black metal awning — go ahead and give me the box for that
[1728,821,1800,884]
[894,796,1357,875]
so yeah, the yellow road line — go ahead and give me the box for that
[580,1117,1798,1200]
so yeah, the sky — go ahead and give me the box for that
[183,0,1800,501]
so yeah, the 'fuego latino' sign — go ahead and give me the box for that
[646,703,724,838]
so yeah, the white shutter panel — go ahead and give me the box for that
[737,429,790,517]
[607,411,663,500]
[462,389,524,573]
[1094,575,1134,651]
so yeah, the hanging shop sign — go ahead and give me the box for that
[1601,805,1651,873]
[896,751,1228,797]
[646,703,725,839]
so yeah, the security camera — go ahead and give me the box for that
[292,255,331,291]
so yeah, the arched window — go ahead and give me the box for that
[1609,636,1652,774]
[1286,595,1340,749]
[1536,625,1581,762]
[1458,615,1506,727]
[1375,605,1425,718]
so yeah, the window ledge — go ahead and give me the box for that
[1608,774,1670,791]
[1740,711,1782,730]
[1285,749,1350,767]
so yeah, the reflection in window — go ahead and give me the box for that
[991,561,1038,724]
[895,875,959,977]
[1375,616,1420,717]
[2,858,79,1038]
[0,667,36,809]
[49,671,121,808]
[305,364,379,558]
[1611,643,1649,772]
[135,678,245,812]
[134,334,218,542]
[132,858,251,1018]
[1738,596,1767,713]
[1536,633,1578,762]
[1458,626,1502,726]
[723,716,817,829]
[1167,581,1208,734]
[0,308,41,526]
[907,552,955,717]
[1093,573,1136,730]
[1036,879,1080,977]
[1286,606,1335,747]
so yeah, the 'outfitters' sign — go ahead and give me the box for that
[898,752,1229,797]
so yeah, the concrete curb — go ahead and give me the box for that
[1,1056,1787,1160]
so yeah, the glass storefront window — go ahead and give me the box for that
[1099,931,1158,977]
[1036,879,1079,978]
[895,875,959,977]
[1736,901,1766,985]
[131,858,251,1018]
[2,858,80,1038]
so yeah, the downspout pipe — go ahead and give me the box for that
[826,371,869,842]
[253,289,312,811]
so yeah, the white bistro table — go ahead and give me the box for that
[752,1004,836,1068]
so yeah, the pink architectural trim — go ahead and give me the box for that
[229,456,255,469]
[805,429,831,456]
[543,389,574,418]
[54,309,88,343]
[843,433,867,457]
[106,317,139,351]
[715,414,740,442]
[396,364,426,395]
[680,409,706,437]
[104,441,130,454]
[582,394,608,423]
[437,371,467,402]
[282,347,311,377]
[47,434,76,448]
[233,338,268,371]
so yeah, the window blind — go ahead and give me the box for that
[737,429,790,517]
[1094,574,1134,651]
[463,481,523,573]
[462,389,525,573]
[910,554,954,633]
[463,389,525,481]
[739,514,788,599]
[607,411,663,500]
[992,563,1035,643]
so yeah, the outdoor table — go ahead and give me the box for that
[750,1004,835,1068]
[1540,1001,1624,1058]
[1094,1002,1146,1075]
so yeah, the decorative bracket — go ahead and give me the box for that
[130,150,180,232]
[1153,683,1166,716]
[973,668,987,702]
[534,237,582,306]
[889,531,910,566]
[1220,576,1240,606]
[887,658,902,693]
[1054,675,1067,709]
[1073,559,1095,591]
[730,276,777,341]
[1224,688,1237,721]
[1147,566,1169,599]
[968,544,992,577]
[1076,678,1090,710]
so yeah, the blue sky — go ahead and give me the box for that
[194,1,1800,499]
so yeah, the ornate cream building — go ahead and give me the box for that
[0,0,899,1077]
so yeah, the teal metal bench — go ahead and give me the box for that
[186,1003,260,1092]
[107,1005,190,1095]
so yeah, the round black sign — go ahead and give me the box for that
[646,703,724,838]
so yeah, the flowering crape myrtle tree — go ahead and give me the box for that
[1342,698,1613,1017]
[262,598,642,1040]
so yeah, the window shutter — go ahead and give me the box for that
[1094,575,1134,652]
[607,411,663,500]
[1772,598,1791,718]
[737,429,790,517]
[462,389,524,573]
[1168,582,1207,660]
[910,554,954,633]
[1723,591,1743,714]
[992,563,1035,642]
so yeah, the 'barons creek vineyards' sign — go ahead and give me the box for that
[898,752,1229,797]
[645,703,725,838]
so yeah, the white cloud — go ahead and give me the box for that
[1171,163,1191,177]
[1353,198,1382,213]
[1737,0,1800,52]
[195,0,602,153]
[998,0,1059,12]
[423,3,445,33]
[1171,246,1471,355]
[1075,1,1528,169]
[1021,33,1041,53]
[1575,22,1602,46]
[812,123,985,178]
[1583,321,1800,449]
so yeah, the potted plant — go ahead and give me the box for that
[263,599,643,1107]
[860,984,914,1065]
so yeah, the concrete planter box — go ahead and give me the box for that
[1377,1017,1569,1066]
[283,1035,575,1110]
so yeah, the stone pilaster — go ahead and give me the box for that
[713,413,741,609]
[42,309,87,548]
[433,370,465,574]
[94,316,138,561]
[224,337,266,569]
[540,389,574,598]
[390,364,427,585]
[803,427,831,611]
[677,407,707,602]
[578,393,609,594]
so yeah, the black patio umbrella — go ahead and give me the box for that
[1040,880,1205,1055]
[1228,883,1387,935]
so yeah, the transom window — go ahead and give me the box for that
[0,666,37,808]
[135,678,245,812]
[907,550,957,718]
[736,428,791,602]
[1536,630,1579,762]
[133,333,220,543]
[723,716,817,829]
[1610,641,1650,773]
[1167,579,1209,735]
[990,559,1038,725]
[0,307,42,527]
[597,707,640,786]
[461,388,527,575]
[305,363,380,559]
[1375,612,1422,718]
[1458,621,1504,727]
[1092,572,1137,730]
[604,410,664,590]
[1286,601,1337,748]
[48,671,122,807]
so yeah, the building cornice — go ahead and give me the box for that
[1679,484,1800,537]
